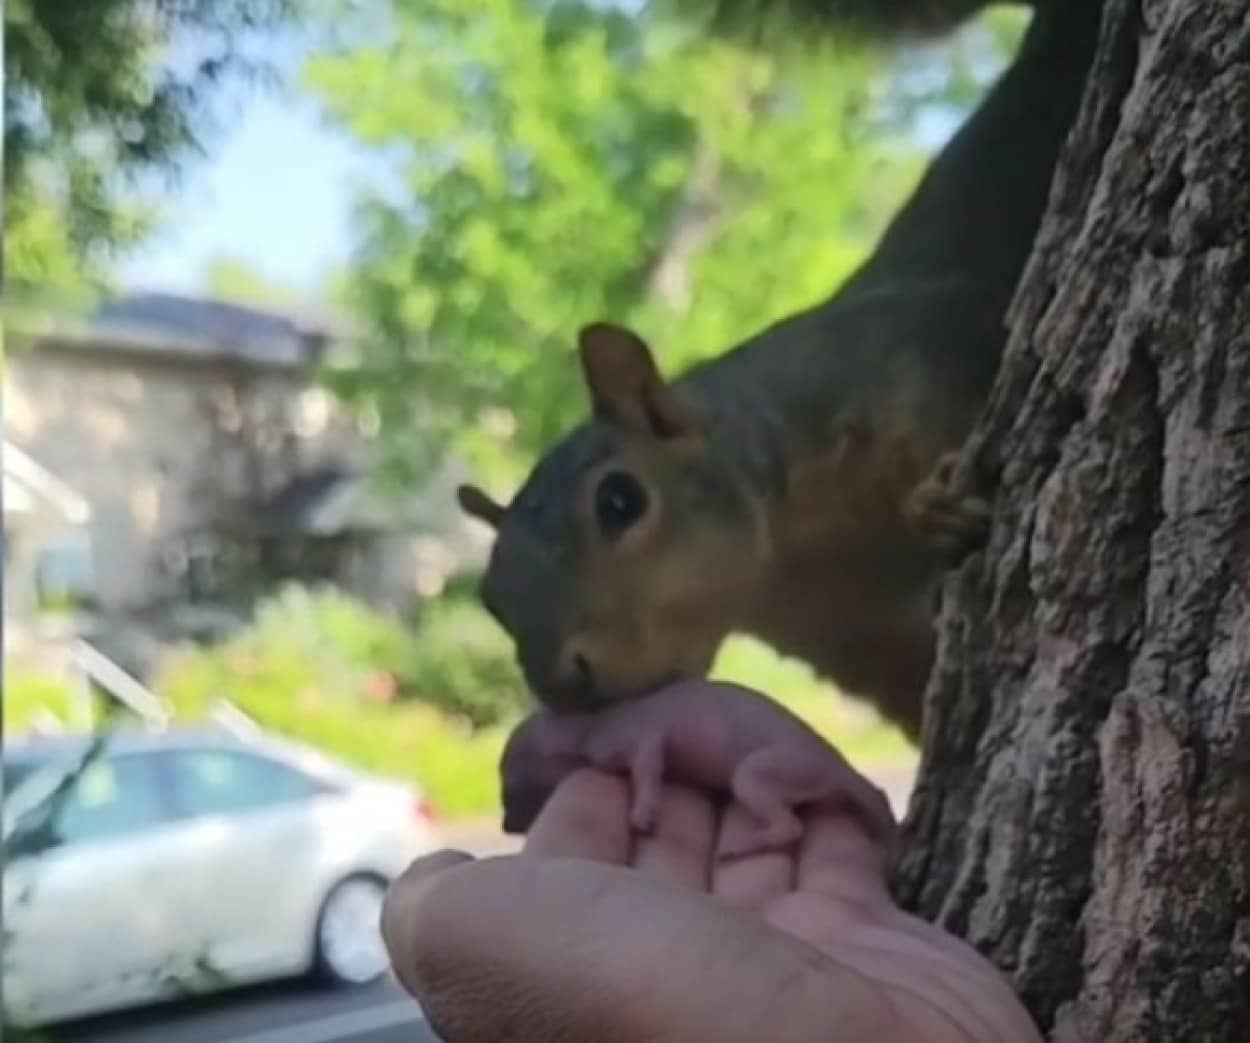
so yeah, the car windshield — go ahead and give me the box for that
[257,736,360,787]
[1,742,100,831]
[2,750,67,797]
[3,756,45,793]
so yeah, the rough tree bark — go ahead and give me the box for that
[895,1,1250,1040]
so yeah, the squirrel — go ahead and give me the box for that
[457,0,1104,742]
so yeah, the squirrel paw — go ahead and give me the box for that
[904,449,992,560]
[627,731,666,834]
[717,819,803,862]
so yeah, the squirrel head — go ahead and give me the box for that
[459,322,769,712]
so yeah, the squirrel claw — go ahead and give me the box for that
[716,815,804,862]
[904,450,992,560]
[629,804,658,835]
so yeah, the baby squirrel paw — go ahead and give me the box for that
[716,817,804,862]
[904,449,992,561]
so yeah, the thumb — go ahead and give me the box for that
[380,849,475,997]
[380,852,888,1043]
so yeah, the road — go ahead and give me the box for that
[46,980,439,1043]
[37,767,915,1043]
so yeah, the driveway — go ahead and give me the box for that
[47,980,435,1043]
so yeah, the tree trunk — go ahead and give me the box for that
[895,1,1250,1040]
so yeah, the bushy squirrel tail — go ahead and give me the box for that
[660,0,1036,40]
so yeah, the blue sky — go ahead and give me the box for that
[112,23,974,302]
[116,78,375,298]
[113,92,955,302]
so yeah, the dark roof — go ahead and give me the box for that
[24,291,345,369]
[97,292,325,344]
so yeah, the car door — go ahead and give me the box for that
[3,751,184,1025]
[153,746,336,980]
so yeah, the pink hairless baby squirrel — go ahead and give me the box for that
[499,679,898,860]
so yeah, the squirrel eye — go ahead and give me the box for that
[594,470,648,537]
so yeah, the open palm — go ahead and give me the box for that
[382,769,1041,1043]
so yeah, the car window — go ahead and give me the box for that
[164,749,324,819]
[3,756,46,794]
[52,755,169,847]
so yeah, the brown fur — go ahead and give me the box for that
[459,0,1101,741]
[465,309,986,741]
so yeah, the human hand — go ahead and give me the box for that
[381,769,1041,1043]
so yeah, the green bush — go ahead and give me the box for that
[205,583,527,729]
[158,644,509,818]
[3,671,78,736]
[154,584,522,817]
[229,583,415,696]
[400,593,529,727]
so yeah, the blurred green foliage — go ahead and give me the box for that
[3,0,304,299]
[2,671,79,736]
[153,584,526,728]
[201,254,308,310]
[712,636,914,764]
[306,0,910,489]
[306,1,1023,493]
[157,651,511,820]
[401,593,533,726]
[151,584,524,815]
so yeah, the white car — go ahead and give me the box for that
[2,726,442,1028]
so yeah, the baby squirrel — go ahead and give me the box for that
[459,0,1102,741]
[500,679,899,860]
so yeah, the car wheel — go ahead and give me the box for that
[312,874,391,987]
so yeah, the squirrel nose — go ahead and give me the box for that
[553,643,595,702]
[567,647,595,691]
[520,639,598,711]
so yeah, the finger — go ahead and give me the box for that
[794,811,892,912]
[524,768,632,863]
[710,801,795,911]
[380,849,476,997]
[630,784,716,891]
[387,853,894,1043]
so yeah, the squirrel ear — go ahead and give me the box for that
[457,484,506,529]
[577,323,700,441]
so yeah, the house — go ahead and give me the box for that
[3,438,172,729]
[4,291,483,677]
[3,439,94,628]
